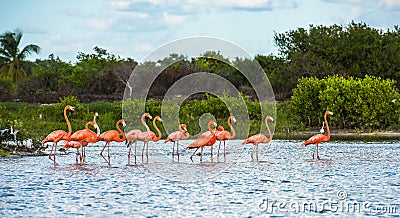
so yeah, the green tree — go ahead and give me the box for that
[0,29,40,84]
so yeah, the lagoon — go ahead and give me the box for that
[0,140,399,217]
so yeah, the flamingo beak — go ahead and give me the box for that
[70,106,75,111]
[232,118,237,123]
[270,117,275,122]
[149,115,153,119]
[159,118,163,122]
[122,121,127,127]
[329,112,333,115]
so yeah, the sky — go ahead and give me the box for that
[1,0,400,63]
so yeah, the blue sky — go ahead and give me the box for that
[1,0,400,63]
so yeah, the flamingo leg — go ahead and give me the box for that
[312,144,317,159]
[251,145,254,160]
[172,141,175,159]
[142,142,145,161]
[134,142,137,164]
[53,142,58,166]
[217,141,221,157]
[200,147,204,162]
[190,147,199,162]
[176,142,180,162]
[48,143,53,161]
[100,142,110,165]
[83,146,86,163]
[316,144,320,160]
[80,142,84,165]
[75,148,79,164]
[223,140,226,159]
[128,143,132,165]
[146,142,149,162]
[107,143,111,165]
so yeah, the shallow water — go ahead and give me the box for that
[1,140,399,217]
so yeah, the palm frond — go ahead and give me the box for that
[18,44,41,60]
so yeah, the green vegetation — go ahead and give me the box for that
[292,75,400,131]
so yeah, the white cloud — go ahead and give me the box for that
[379,0,400,10]
[163,12,187,25]
[107,0,297,13]
[85,17,115,31]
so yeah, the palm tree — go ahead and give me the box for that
[0,29,40,84]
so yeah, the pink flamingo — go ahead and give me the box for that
[242,116,274,161]
[97,119,126,165]
[186,120,217,163]
[215,115,236,158]
[143,116,163,162]
[63,121,99,164]
[42,105,74,166]
[164,124,189,161]
[302,111,333,160]
[125,113,153,165]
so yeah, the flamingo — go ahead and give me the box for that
[142,116,163,162]
[302,111,333,160]
[215,115,236,158]
[164,124,189,161]
[63,121,99,164]
[242,116,274,161]
[125,113,153,165]
[63,112,100,163]
[97,119,126,165]
[42,105,74,166]
[186,120,217,163]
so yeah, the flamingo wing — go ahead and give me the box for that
[216,130,230,141]
[242,134,266,145]
[69,130,89,142]
[186,136,211,149]
[42,130,68,144]
[63,141,81,150]
[98,130,119,143]
[200,131,213,138]
[302,134,327,146]
[165,131,182,143]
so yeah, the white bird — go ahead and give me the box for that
[10,127,19,141]
[320,122,325,134]
[0,128,9,136]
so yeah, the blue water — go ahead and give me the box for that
[0,140,399,217]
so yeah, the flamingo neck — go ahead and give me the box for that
[207,121,216,135]
[264,117,272,143]
[64,107,72,136]
[96,125,101,136]
[325,113,331,140]
[178,125,185,133]
[152,118,162,141]
[228,117,235,139]
[142,114,150,131]
[116,120,126,141]
[85,122,97,136]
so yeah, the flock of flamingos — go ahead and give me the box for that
[42,105,333,166]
